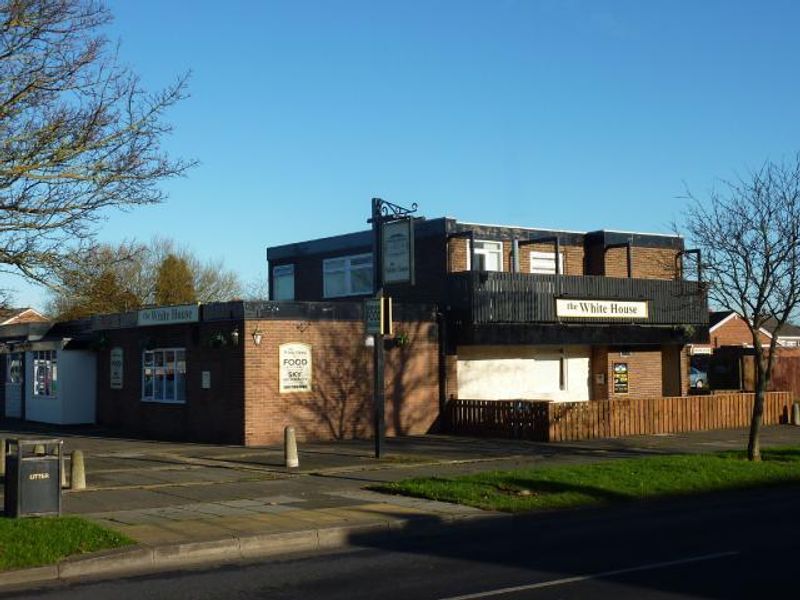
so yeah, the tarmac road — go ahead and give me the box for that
[8,485,800,600]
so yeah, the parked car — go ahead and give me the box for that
[690,366,707,389]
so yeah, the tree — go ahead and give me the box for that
[683,154,800,461]
[0,0,193,286]
[47,238,242,317]
[154,253,196,305]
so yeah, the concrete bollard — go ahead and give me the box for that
[70,450,86,490]
[793,402,800,426]
[0,438,5,477]
[284,426,299,470]
[33,443,45,456]
[60,451,67,488]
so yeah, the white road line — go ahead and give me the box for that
[437,550,740,600]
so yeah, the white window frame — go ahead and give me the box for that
[272,264,295,301]
[466,240,504,272]
[141,348,186,404]
[33,350,57,397]
[529,250,565,275]
[323,253,373,298]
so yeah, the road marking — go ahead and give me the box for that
[437,550,739,600]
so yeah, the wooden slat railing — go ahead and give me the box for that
[447,392,793,442]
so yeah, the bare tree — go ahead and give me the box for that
[683,154,800,461]
[0,0,193,285]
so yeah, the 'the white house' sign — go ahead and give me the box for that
[556,299,649,319]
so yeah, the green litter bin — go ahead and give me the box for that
[4,438,63,518]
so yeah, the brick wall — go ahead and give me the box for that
[710,314,770,348]
[96,322,246,444]
[607,348,664,400]
[604,247,679,280]
[243,317,440,445]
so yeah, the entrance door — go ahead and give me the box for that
[5,353,22,418]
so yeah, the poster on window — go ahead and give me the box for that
[110,347,124,389]
[613,362,629,394]
[382,218,414,284]
[279,343,312,393]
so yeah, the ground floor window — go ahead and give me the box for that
[33,350,57,397]
[142,348,186,403]
[6,352,22,384]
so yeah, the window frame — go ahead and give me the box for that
[141,347,187,404]
[323,253,374,298]
[529,250,565,275]
[32,350,57,398]
[466,240,504,272]
[272,264,295,301]
[6,352,22,385]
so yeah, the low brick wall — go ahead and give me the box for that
[448,392,793,442]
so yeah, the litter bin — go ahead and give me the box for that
[4,439,63,518]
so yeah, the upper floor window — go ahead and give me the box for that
[530,251,565,275]
[33,350,57,397]
[323,253,373,297]
[142,348,186,404]
[468,240,503,272]
[273,264,295,301]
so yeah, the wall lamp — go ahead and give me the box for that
[252,327,264,346]
[231,327,240,346]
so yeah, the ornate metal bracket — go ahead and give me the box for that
[369,197,418,223]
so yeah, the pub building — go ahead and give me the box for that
[267,216,709,404]
[0,216,710,446]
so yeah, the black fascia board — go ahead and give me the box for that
[447,220,585,246]
[585,230,684,250]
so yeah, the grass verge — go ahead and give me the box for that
[0,516,133,571]
[373,447,800,513]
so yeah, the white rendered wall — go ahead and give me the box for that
[457,345,590,402]
[59,350,96,424]
[24,350,96,424]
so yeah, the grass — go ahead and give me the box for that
[373,447,800,513]
[0,516,134,571]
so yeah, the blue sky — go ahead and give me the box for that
[6,0,800,310]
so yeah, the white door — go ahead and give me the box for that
[5,353,22,418]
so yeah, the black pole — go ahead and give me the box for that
[371,198,385,459]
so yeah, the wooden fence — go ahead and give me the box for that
[447,392,793,442]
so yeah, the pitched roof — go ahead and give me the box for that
[0,307,48,326]
[709,311,736,331]
[761,316,800,338]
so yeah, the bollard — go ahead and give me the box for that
[0,438,5,477]
[793,402,800,426]
[33,444,45,456]
[70,450,86,490]
[284,426,299,470]
[60,451,67,489]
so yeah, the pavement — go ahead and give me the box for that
[0,422,799,591]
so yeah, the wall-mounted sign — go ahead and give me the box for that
[279,343,312,393]
[201,371,211,389]
[556,299,649,320]
[613,362,629,394]
[382,218,415,285]
[364,297,392,335]
[110,347,123,389]
[138,304,199,327]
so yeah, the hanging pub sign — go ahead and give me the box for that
[279,343,312,393]
[613,362,629,394]
[382,218,415,285]
[110,347,124,390]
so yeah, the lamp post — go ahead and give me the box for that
[368,197,418,458]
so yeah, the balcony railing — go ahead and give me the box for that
[447,272,708,325]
